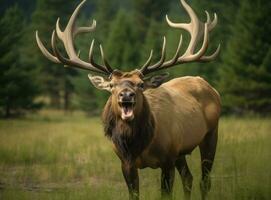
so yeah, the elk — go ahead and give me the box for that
[36,0,221,199]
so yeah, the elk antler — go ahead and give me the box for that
[139,0,220,75]
[35,0,113,75]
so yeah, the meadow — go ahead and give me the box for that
[0,110,270,200]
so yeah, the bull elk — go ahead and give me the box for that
[36,0,221,199]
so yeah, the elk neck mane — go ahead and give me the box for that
[102,95,155,163]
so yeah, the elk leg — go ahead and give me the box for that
[161,165,175,199]
[199,127,218,200]
[121,162,139,200]
[175,156,193,200]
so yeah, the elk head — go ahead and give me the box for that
[89,70,169,121]
[35,0,220,121]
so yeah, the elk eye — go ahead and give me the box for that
[138,83,144,89]
[109,83,114,88]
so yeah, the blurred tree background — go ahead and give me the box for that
[0,0,270,117]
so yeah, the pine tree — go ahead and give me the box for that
[217,0,271,114]
[0,0,35,19]
[72,71,100,114]
[140,20,167,70]
[93,0,119,39]
[0,5,40,117]
[132,0,172,38]
[105,10,140,70]
[28,0,79,109]
[190,0,239,83]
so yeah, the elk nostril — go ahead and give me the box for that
[119,91,135,101]
[119,92,124,97]
[129,92,135,98]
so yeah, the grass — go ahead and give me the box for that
[0,110,270,199]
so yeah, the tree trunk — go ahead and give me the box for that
[5,97,11,118]
[64,77,73,111]
[64,89,70,111]
[50,91,61,109]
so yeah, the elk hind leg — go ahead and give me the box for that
[199,127,218,200]
[175,156,193,200]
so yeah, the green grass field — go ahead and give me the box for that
[0,110,270,200]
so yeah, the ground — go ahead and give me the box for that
[0,110,270,200]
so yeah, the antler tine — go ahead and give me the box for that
[140,37,167,74]
[148,37,167,70]
[180,0,199,26]
[65,0,86,37]
[162,34,183,68]
[55,0,84,59]
[51,30,68,66]
[56,18,64,40]
[200,44,221,62]
[89,39,95,62]
[86,39,111,72]
[205,11,211,24]
[35,31,61,64]
[171,35,183,63]
[74,20,96,38]
[51,30,107,74]
[100,45,114,73]
[165,15,190,31]
[209,13,218,31]
[36,0,112,75]
[77,50,81,58]
[180,23,209,62]
[140,50,154,73]
[139,0,220,76]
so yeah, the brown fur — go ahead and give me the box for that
[102,95,155,163]
[101,74,221,166]
[101,72,221,200]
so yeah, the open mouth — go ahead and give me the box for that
[119,101,135,121]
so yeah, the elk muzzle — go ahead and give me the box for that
[118,89,136,121]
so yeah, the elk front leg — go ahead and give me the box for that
[161,165,175,199]
[121,162,139,200]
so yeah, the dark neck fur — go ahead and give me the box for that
[102,96,155,163]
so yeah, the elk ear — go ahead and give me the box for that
[144,72,169,89]
[88,74,111,92]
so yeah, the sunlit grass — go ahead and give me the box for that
[0,111,270,199]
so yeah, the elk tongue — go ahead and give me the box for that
[121,105,134,120]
